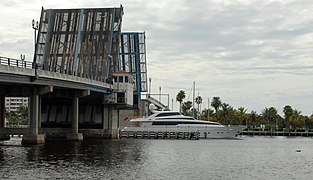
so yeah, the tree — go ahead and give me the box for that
[200,108,214,120]
[5,111,19,125]
[237,107,247,126]
[182,101,192,116]
[261,107,279,131]
[283,105,293,128]
[219,103,234,125]
[211,97,222,113]
[5,105,29,126]
[195,95,202,118]
[289,109,304,129]
[176,90,185,113]
[18,105,29,125]
[248,110,258,129]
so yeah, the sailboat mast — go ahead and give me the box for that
[192,81,195,117]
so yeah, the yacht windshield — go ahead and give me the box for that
[152,121,220,125]
[155,112,181,117]
[155,117,194,120]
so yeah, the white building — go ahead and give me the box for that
[5,97,28,111]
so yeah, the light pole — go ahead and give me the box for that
[32,19,39,68]
[32,19,39,48]
[149,77,151,97]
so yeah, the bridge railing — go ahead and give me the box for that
[0,56,33,69]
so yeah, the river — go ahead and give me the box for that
[1,136,313,180]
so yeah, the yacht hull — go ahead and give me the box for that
[121,125,242,139]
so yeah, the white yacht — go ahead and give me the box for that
[121,105,243,139]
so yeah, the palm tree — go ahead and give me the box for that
[211,97,222,113]
[176,90,185,113]
[249,110,258,129]
[237,107,247,126]
[201,108,214,120]
[261,107,279,131]
[182,101,192,116]
[195,95,202,118]
[290,109,303,129]
[283,105,293,129]
[219,103,234,124]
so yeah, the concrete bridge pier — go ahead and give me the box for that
[22,94,45,144]
[110,107,119,139]
[0,97,10,140]
[103,106,119,139]
[66,96,83,141]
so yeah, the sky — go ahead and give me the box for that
[0,0,313,115]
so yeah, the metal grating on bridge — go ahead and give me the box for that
[119,32,148,100]
[34,6,123,83]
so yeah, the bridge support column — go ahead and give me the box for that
[0,97,10,140]
[0,97,5,128]
[66,96,83,141]
[22,94,45,144]
[111,108,119,139]
[103,106,119,139]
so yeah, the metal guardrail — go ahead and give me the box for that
[0,56,33,69]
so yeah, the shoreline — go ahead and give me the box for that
[240,131,313,137]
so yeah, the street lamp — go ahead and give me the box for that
[32,19,39,46]
[32,19,39,69]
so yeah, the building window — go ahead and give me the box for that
[119,76,123,82]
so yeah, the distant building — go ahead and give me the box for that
[5,97,28,111]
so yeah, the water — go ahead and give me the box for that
[1,136,313,180]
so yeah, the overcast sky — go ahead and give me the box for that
[1,0,313,115]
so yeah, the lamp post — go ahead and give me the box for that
[32,19,39,48]
[149,77,151,96]
[32,19,39,69]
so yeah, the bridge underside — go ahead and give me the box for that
[0,89,121,142]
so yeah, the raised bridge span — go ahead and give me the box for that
[0,6,141,144]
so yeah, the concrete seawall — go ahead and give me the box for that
[240,131,313,137]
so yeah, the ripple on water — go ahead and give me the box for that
[1,137,313,179]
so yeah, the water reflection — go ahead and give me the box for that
[1,137,313,179]
[0,138,148,179]
[0,147,4,162]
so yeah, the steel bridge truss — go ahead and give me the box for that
[119,32,147,98]
[34,6,123,82]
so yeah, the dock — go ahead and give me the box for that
[240,131,313,137]
[119,131,200,140]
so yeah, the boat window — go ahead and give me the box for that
[155,117,194,120]
[152,121,220,125]
[155,112,181,117]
